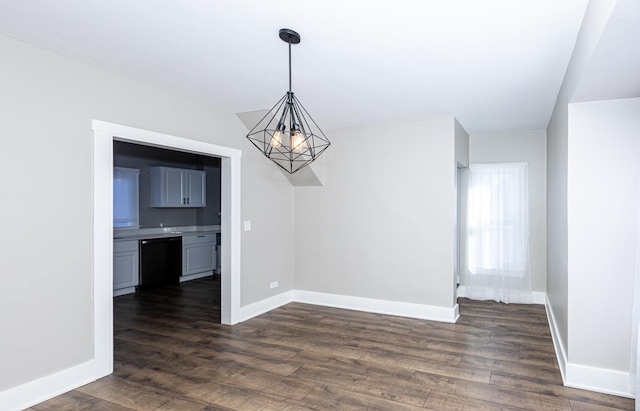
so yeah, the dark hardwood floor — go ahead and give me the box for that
[30,277,634,410]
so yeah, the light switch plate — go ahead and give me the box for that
[243,220,251,231]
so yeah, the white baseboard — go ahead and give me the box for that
[457,286,546,305]
[239,289,460,324]
[0,359,102,411]
[293,290,459,323]
[565,363,632,398]
[545,295,568,382]
[240,290,293,322]
[545,295,633,398]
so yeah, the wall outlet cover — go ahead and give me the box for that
[270,281,278,289]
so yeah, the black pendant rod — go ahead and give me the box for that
[279,28,300,95]
[288,37,292,93]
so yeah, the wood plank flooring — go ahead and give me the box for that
[29,277,634,410]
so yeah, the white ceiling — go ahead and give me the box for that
[0,0,589,134]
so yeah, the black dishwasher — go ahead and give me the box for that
[137,237,182,291]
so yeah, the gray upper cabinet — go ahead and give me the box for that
[184,169,206,206]
[150,166,206,208]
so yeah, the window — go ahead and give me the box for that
[466,162,529,277]
[113,167,140,228]
[461,162,532,303]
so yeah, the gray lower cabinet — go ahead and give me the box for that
[182,233,216,281]
[113,240,139,296]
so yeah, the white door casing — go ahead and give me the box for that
[92,120,242,379]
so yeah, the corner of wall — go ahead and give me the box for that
[240,290,294,322]
[454,118,470,168]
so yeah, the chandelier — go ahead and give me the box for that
[246,29,330,174]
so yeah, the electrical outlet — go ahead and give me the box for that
[244,220,251,231]
[270,281,278,289]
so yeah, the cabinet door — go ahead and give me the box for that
[161,168,185,207]
[182,234,216,276]
[150,166,206,208]
[113,241,139,291]
[185,170,206,207]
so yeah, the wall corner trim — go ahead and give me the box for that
[293,290,459,323]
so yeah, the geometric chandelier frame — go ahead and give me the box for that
[246,28,330,174]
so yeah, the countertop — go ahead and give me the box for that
[114,225,221,241]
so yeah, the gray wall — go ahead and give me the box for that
[0,34,293,392]
[546,0,640,393]
[546,0,617,368]
[293,117,461,309]
[567,98,640,371]
[113,141,221,228]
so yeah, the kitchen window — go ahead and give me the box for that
[113,167,140,228]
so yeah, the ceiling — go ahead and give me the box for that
[0,0,590,134]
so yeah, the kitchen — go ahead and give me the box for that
[112,141,222,315]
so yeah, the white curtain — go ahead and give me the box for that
[461,162,532,304]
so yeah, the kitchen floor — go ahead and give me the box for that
[119,275,221,324]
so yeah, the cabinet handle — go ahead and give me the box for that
[187,197,190,204]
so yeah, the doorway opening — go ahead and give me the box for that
[92,120,242,379]
[113,141,223,321]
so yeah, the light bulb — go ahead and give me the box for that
[271,131,283,148]
[270,123,285,148]
[290,123,307,154]
[291,130,305,153]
